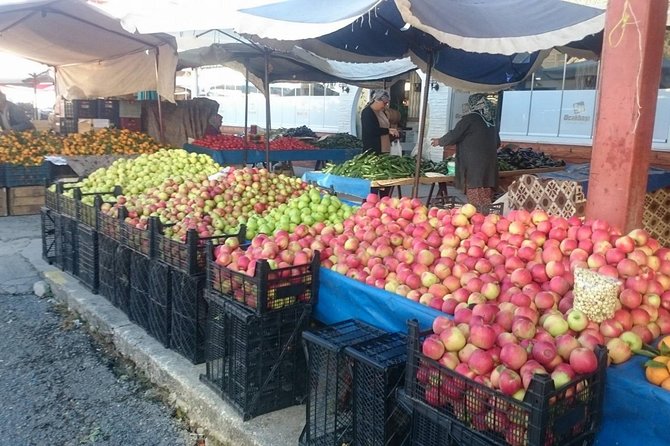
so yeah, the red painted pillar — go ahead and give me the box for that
[585,0,668,232]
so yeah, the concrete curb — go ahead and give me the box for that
[41,269,303,446]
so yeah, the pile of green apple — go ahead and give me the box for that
[244,188,356,238]
[61,149,221,204]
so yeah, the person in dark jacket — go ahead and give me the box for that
[431,93,500,207]
[0,91,34,132]
[361,90,399,154]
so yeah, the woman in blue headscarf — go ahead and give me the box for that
[431,93,500,207]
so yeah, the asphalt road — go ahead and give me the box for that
[0,215,192,446]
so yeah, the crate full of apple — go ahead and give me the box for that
[404,319,607,446]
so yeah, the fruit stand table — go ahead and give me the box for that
[537,163,670,195]
[314,267,670,446]
[303,166,566,202]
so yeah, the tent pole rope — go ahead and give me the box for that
[244,60,250,165]
[412,51,434,199]
[154,49,165,143]
[264,49,271,168]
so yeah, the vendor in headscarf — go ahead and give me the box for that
[361,90,399,154]
[431,93,500,208]
[204,113,222,137]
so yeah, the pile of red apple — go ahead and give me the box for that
[213,224,322,276]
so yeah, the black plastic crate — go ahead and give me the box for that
[207,245,319,314]
[402,393,456,446]
[129,251,151,330]
[79,190,120,229]
[170,271,207,364]
[59,117,77,135]
[121,219,153,255]
[0,164,5,187]
[147,260,172,347]
[97,99,120,126]
[45,185,58,210]
[5,163,49,187]
[74,99,97,119]
[62,100,74,118]
[98,234,117,301]
[302,320,387,446]
[55,214,78,275]
[76,224,99,293]
[403,321,607,446]
[201,295,311,420]
[156,226,245,275]
[112,243,132,314]
[345,333,411,446]
[98,205,125,241]
[40,207,58,264]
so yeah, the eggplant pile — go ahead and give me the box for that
[497,147,565,170]
[313,133,364,149]
[279,125,317,138]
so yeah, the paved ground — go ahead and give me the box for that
[0,216,193,446]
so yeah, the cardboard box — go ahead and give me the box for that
[78,118,110,133]
[0,188,7,217]
[8,186,45,216]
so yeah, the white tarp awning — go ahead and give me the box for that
[562,0,670,26]
[0,0,178,101]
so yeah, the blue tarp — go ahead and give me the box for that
[538,163,670,195]
[315,267,443,332]
[302,171,372,198]
[183,144,361,165]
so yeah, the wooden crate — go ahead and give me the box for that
[8,186,45,216]
[0,188,7,217]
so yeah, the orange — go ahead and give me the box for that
[658,336,670,351]
[646,356,670,386]
[661,377,670,391]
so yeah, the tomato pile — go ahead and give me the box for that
[191,134,316,151]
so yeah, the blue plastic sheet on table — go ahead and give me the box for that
[314,267,445,333]
[184,144,360,165]
[596,353,670,446]
[261,148,360,162]
[302,171,372,198]
[183,144,262,165]
[537,163,670,195]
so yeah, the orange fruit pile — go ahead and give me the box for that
[644,336,670,390]
[0,129,166,166]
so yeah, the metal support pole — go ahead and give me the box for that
[244,61,250,164]
[154,49,165,143]
[412,52,434,199]
[264,49,271,168]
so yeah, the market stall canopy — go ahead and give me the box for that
[238,1,551,92]
[236,0,605,54]
[0,0,178,101]
[100,0,296,34]
[177,42,417,92]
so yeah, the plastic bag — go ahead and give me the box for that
[572,267,621,323]
[390,140,402,157]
